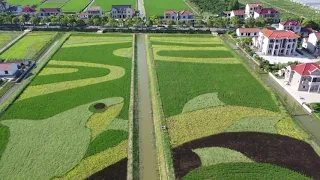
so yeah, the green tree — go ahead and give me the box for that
[302,19,318,29]
[176,20,183,27]
[207,19,213,27]
[76,18,85,26]
[255,17,266,27]
[60,17,68,26]
[12,17,19,24]
[146,18,153,27]
[239,37,252,47]
[230,16,241,28]
[186,20,192,27]
[124,17,132,27]
[245,17,255,28]
[167,19,174,26]
[228,0,239,11]
[30,15,39,26]
[93,18,101,26]
[154,18,162,25]
[19,15,26,25]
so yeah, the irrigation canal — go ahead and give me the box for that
[136,34,159,180]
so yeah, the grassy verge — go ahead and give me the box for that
[127,34,136,180]
[0,82,14,98]
[145,34,175,180]
[0,33,70,114]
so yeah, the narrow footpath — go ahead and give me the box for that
[136,34,159,180]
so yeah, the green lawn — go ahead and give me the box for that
[0,32,56,61]
[93,0,135,12]
[0,34,133,179]
[0,31,21,50]
[62,0,91,12]
[145,0,190,16]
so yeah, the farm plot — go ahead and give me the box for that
[144,0,190,16]
[148,34,320,179]
[37,0,69,9]
[62,0,91,12]
[7,0,41,6]
[93,0,135,12]
[239,0,320,20]
[0,31,21,50]
[0,32,57,62]
[0,34,133,180]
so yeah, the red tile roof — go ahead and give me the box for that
[313,32,320,40]
[232,10,245,16]
[261,29,300,39]
[280,21,301,26]
[22,6,35,13]
[165,10,177,14]
[255,8,279,14]
[0,63,14,71]
[291,63,320,76]
[238,28,260,33]
[40,8,61,13]
[247,3,262,8]
[179,10,192,15]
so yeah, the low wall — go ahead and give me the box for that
[268,72,313,113]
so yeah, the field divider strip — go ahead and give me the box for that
[127,34,136,180]
[145,34,175,180]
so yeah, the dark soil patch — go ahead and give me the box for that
[172,132,320,179]
[94,103,106,110]
[87,158,127,180]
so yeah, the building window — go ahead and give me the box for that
[4,70,8,74]
[241,33,243,35]
[303,86,306,88]
[302,77,306,81]
[275,45,278,49]
[313,78,317,82]
[254,33,256,35]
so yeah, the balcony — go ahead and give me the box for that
[308,81,320,86]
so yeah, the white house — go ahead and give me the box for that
[245,3,262,18]
[278,21,301,33]
[111,5,135,19]
[86,6,102,17]
[254,8,280,23]
[285,63,320,92]
[164,10,194,23]
[253,29,300,56]
[39,8,62,18]
[236,28,260,37]
[302,32,320,56]
[230,10,245,22]
[0,63,19,76]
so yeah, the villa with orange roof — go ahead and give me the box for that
[285,63,320,92]
[253,29,300,56]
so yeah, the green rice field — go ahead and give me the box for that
[93,0,135,12]
[0,33,133,179]
[62,0,91,12]
[0,31,21,50]
[0,32,57,61]
[148,34,320,179]
[144,0,190,16]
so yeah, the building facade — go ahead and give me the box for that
[87,6,102,17]
[111,5,134,19]
[164,10,194,23]
[254,8,280,23]
[236,28,260,37]
[39,8,62,18]
[0,63,19,76]
[278,21,301,33]
[230,10,245,21]
[245,3,262,18]
[302,32,320,56]
[253,29,300,56]
[285,63,320,93]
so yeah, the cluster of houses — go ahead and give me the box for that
[0,0,138,20]
[162,10,195,23]
[236,20,319,57]
[222,3,280,23]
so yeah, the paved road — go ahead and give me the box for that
[136,34,158,180]
[137,0,145,17]
[0,40,59,110]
